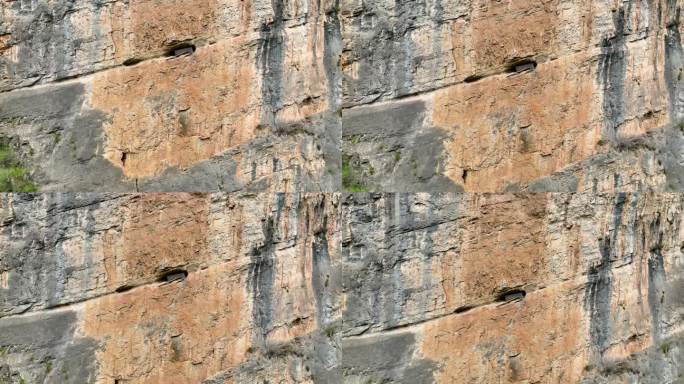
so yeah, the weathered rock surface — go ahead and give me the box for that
[4,0,684,192]
[341,0,684,192]
[0,0,341,191]
[0,193,682,383]
[0,192,341,383]
[1,0,684,383]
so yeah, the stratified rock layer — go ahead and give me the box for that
[4,0,684,193]
[341,0,684,192]
[1,0,684,383]
[0,193,682,383]
[0,0,341,191]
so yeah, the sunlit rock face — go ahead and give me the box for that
[1,0,683,383]
[3,0,684,192]
[0,193,682,383]
[0,193,341,383]
[341,0,684,193]
[0,0,341,192]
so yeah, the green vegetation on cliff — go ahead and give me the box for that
[0,141,38,192]
[342,155,369,193]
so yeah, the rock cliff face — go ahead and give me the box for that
[1,0,683,383]
[0,193,682,383]
[0,193,341,383]
[3,0,684,192]
[0,0,341,192]
[341,0,684,192]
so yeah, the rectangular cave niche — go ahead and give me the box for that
[166,43,197,58]
[157,269,189,283]
[497,289,526,302]
[506,58,537,74]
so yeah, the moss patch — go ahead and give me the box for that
[0,141,38,192]
[660,341,672,354]
[342,155,369,192]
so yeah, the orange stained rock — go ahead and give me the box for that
[436,194,550,311]
[435,0,680,192]
[109,0,222,60]
[83,263,250,384]
[101,194,212,290]
[0,34,11,54]
[421,280,587,383]
[0,33,17,62]
[467,0,560,70]
[457,194,549,303]
[444,0,600,83]
[433,53,599,191]
[91,38,260,179]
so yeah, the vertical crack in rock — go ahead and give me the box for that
[431,0,444,69]
[665,3,684,122]
[45,194,70,309]
[311,199,332,327]
[659,3,684,191]
[647,213,666,342]
[248,194,281,343]
[324,0,342,110]
[81,206,96,302]
[307,196,343,376]
[625,194,640,265]
[585,194,626,359]
[258,0,286,129]
[420,198,438,318]
[383,193,403,328]
[393,1,416,96]
[322,0,343,183]
[586,235,613,358]
[598,7,627,141]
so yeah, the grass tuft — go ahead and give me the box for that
[342,156,369,192]
[0,142,38,192]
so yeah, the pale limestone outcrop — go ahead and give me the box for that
[0,0,683,383]
[342,0,684,192]
[0,0,341,191]
[0,193,682,383]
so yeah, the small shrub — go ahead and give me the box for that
[324,324,338,338]
[342,155,369,192]
[661,341,672,354]
[0,142,37,192]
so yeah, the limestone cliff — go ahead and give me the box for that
[0,0,341,192]
[0,193,682,383]
[1,0,684,383]
[342,0,684,192]
[4,0,684,192]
